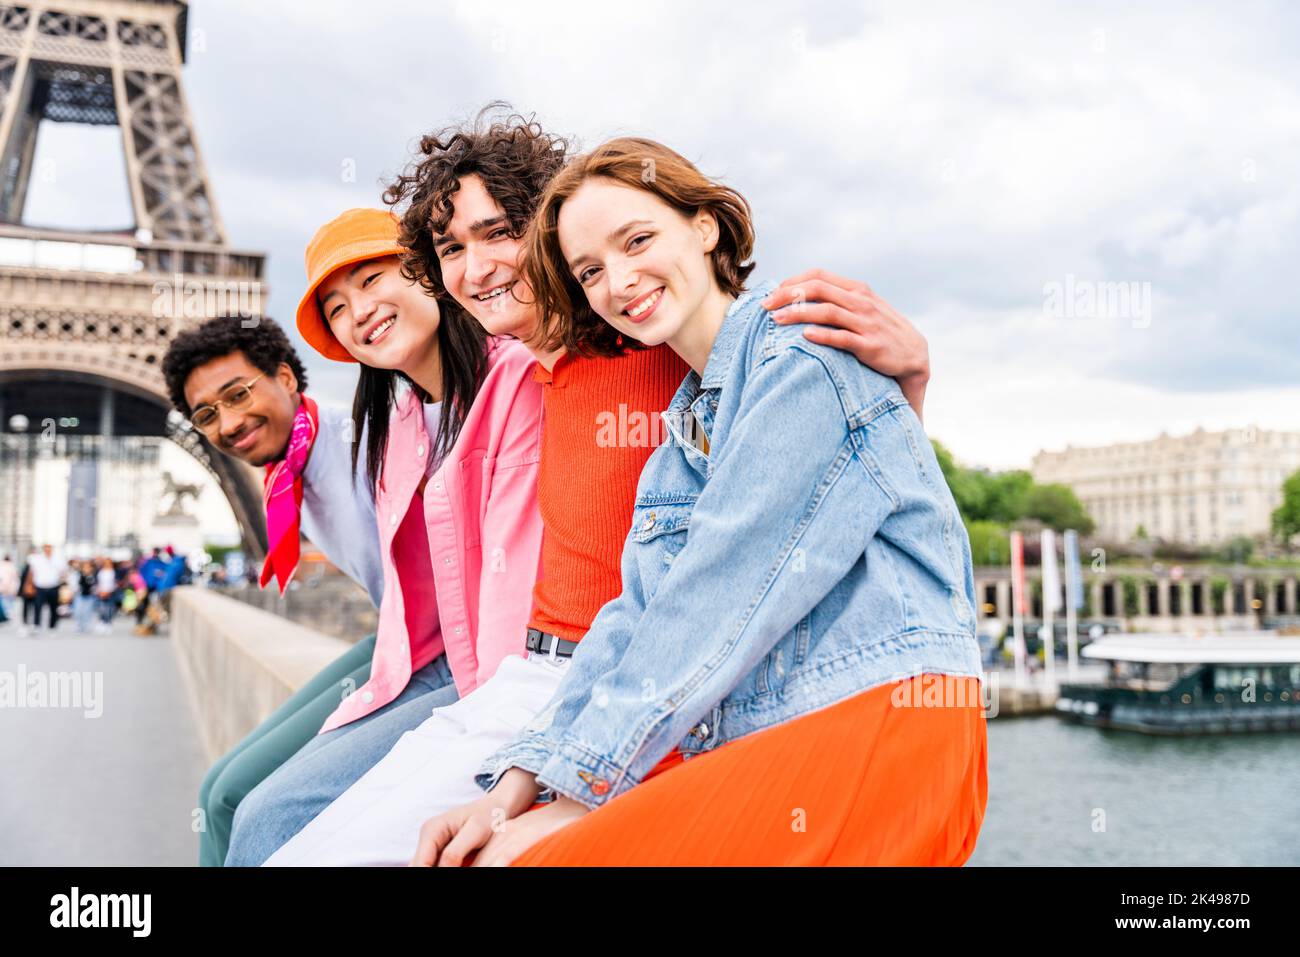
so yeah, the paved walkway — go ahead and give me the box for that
[0,612,206,866]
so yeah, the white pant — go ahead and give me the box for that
[264,651,569,866]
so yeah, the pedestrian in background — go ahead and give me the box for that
[28,544,64,633]
[19,552,36,634]
[0,554,16,627]
[73,560,97,634]
[95,558,118,634]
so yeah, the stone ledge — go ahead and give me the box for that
[169,586,350,763]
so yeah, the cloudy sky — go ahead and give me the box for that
[24,0,1300,536]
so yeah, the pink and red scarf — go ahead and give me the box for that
[259,393,319,595]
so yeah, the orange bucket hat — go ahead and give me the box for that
[296,208,405,362]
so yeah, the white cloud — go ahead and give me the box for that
[21,0,1300,475]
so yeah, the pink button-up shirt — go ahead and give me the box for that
[318,337,544,733]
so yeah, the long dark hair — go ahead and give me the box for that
[350,296,489,497]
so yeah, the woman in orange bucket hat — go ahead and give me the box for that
[225,207,547,865]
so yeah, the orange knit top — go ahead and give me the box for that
[528,342,690,642]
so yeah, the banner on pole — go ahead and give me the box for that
[1010,530,1026,616]
[1064,529,1084,610]
[1041,528,1062,614]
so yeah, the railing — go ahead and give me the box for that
[0,223,265,280]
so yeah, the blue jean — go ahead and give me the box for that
[224,653,460,866]
[72,594,96,632]
[199,636,378,867]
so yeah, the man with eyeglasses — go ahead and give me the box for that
[162,314,391,866]
[162,316,382,601]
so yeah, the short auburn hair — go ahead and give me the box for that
[522,137,756,357]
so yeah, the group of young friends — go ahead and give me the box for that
[159,108,989,867]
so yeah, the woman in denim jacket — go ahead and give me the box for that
[420,138,990,867]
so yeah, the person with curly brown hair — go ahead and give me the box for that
[264,105,937,866]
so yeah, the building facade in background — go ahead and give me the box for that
[1032,426,1300,546]
[0,432,164,556]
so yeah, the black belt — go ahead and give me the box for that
[525,627,579,658]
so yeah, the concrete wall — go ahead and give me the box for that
[170,586,351,763]
[216,575,377,644]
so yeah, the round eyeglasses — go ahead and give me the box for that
[188,372,266,433]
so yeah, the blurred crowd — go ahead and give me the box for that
[0,545,192,637]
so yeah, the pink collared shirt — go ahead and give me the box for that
[317,337,544,733]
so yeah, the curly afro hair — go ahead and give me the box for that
[161,315,308,416]
[382,101,570,297]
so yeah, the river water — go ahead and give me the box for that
[967,714,1300,866]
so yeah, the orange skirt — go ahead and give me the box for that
[512,672,988,866]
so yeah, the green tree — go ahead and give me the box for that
[1118,575,1140,617]
[1209,576,1230,615]
[1021,483,1096,534]
[932,438,958,483]
[1216,536,1254,564]
[932,440,989,521]
[932,441,1095,537]
[1273,469,1300,547]
[985,470,1035,524]
[966,520,1011,566]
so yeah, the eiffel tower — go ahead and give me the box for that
[0,0,267,560]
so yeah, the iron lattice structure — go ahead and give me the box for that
[0,0,269,557]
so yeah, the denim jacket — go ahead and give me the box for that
[476,281,983,809]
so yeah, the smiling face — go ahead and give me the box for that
[431,174,537,340]
[318,254,441,374]
[558,178,721,350]
[182,351,298,467]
